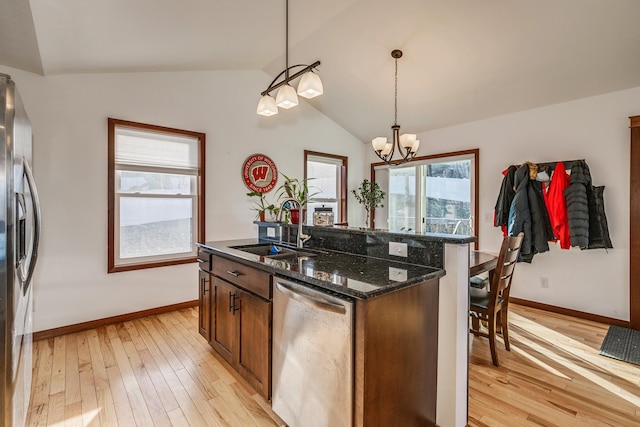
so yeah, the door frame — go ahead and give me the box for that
[630,116,640,329]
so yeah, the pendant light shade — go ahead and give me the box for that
[275,84,299,109]
[257,95,278,117]
[399,133,417,148]
[372,137,388,151]
[297,71,323,99]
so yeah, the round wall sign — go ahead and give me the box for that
[242,154,278,193]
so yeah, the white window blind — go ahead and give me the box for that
[115,128,199,170]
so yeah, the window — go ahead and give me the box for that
[304,151,348,225]
[108,118,205,272]
[373,149,478,243]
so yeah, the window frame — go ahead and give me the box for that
[304,150,348,224]
[107,118,206,273]
[371,148,479,249]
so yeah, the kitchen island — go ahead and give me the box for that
[198,224,475,427]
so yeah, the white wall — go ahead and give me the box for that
[400,88,639,321]
[1,66,367,331]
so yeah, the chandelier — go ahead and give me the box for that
[371,49,419,165]
[256,0,323,117]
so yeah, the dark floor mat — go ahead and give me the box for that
[599,325,640,366]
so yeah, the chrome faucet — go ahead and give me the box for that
[277,198,311,248]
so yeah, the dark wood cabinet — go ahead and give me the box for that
[210,276,236,365]
[198,270,211,341]
[198,250,272,399]
[236,286,271,397]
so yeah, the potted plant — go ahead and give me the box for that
[276,173,319,224]
[352,179,385,228]
[246,191,279,222]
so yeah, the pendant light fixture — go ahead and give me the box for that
[256,0,323,117]
[372,49,419,165]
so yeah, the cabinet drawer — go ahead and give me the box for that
[212,255,271,300]
[198,250,212,272]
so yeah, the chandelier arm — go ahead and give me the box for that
[261,61,322,96]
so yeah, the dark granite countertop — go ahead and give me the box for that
[197,238,445,300]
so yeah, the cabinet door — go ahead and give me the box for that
[198,270,211,341]
[211,276,236,365]
[236,288,272,399]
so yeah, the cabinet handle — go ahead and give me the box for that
[232,294,240,314]
[229,292,235,312]
[226,270,241,277]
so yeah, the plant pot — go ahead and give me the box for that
[259,211,266,222]
[290,208,307,225]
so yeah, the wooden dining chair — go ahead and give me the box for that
[469,232,524,366]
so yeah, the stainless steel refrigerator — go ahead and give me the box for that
[0,73,41,426]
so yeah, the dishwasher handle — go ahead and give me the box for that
[275,281,347,315]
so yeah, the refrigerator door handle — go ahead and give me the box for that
[18,158,41,286]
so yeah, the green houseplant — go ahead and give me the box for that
[276,173,320,224]
[352,179,385,228]
[246,191,279,222]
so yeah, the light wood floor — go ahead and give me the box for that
[469,305,640,427]
[27,308,283,427]
[27,305,640,426]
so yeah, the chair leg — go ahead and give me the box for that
[488,314,499,367]
[501,308,510,351]
[471,314,480,333]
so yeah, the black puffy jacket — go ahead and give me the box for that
[494,165,517,229]
[587,185,613,249]
[564,161,591,249]
[508,165,532,259]
[526,179,554,260]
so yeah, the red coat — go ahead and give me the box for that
[544,162,570,249]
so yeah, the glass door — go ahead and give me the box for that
[374,150,477,237]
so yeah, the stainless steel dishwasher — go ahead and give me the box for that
[272,277,354,427]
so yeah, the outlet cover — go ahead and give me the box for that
[540,277,549,288]
[389,267,408,282]
[389,242,408,257]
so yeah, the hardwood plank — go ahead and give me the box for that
[174,368,226,425]
[75,331,92,373]
[128,388,155,427]
[49,336,66,395]
[86,329,109,391]
[45,392,65,426]
[123,339,172,427]
[78,369,100,427]
[105,365,136,426]
[109,336,139,393]
[95,388,118,427]
[64,334,81,406]
[166,408,191,427]
[28,339,54,427]
[63,401,83,427]
[138,348,180,413]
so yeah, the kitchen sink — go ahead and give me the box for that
[230,243,316,259]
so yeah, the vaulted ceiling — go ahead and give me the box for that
[3,0,640,143]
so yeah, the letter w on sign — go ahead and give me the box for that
[251,165,270,183]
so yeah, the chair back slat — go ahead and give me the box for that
[490,233,524,298]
